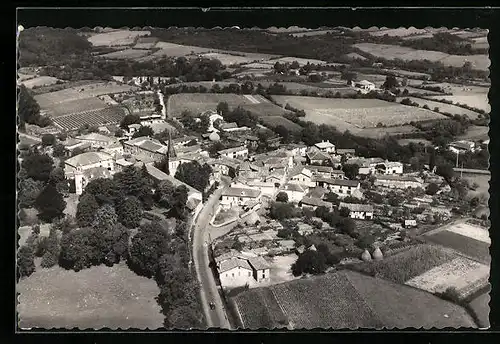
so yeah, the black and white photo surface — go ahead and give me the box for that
[17,23,491,330]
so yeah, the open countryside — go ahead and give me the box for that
[17,23,490,330]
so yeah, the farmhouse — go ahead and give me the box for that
[339,202,374,220]
[299,196,333,211]
[215,251,270,289]
[283,183,309,203]
[75,132,118,149]
[314,140,336,154]
[123,137,169,161]
[306,150,332,165]
[288,166,314,186]
[448,140,476,154]
[314,177,361,196]
[354,80,376,92]
[374,175,424,189]
[375,161,404,175]
[220,187,262,210]
[218,146,249,160]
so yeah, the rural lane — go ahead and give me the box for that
[157,90,167,119]
[192,185,232,329]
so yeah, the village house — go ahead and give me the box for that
[314,140,336,154]
[375,161,404,175]
[209,157,240,179]
[64,152,115,195]
[314,177,361,196]
[172,135,198,147]
[296,223,315,236]
[139,112,164,126]
[288,166,315,187]
[203,110,223,133]
[283,183,309,203]
[282,143,308,157]
[245,181,276,197]
[114,156,135,172]
[101,142,124,158]
[353,80,376,92]
[243,135,260,148]
[299,196,333,211]
[267,136,282,149]
[374,175,424,189]
[218,146,249,160]
[215,251,270,289]
[123,137,169,162]
[335,148,356,157]
[308,165,345,179]
[220,187,262,210]
[61,138,91,157]
[306,150,332,166]
[448,140,476,154]
[264,171,287,186]
[75,132,118,149]
[339,202,374,220]
[404,219,418,228]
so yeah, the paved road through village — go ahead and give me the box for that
[192,186,232,329]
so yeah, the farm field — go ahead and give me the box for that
[259,116,302,132]
[401,86,443,96]
[397,138,433,146]
[468,292,490,329]
[369,27,428,37]
[405,256,489,299]
[353,43,490,71]
[346,244,458,284]
[17,261,163,329]
[167,93,254,117]
[396,97,482,119]
[261,56,328,66]
[87,30,151,47]
[383,69,431,80]
[424,230,491,264]
[358,125,420,139]
[233,270,476,329]
[344,52,368,61]
[99,49,152,60]
[42,97,108,117]
[240,62,274,69]
[34,82,137,108]
[21,76,62,89]
[200,52,259,66]
[402,33,434,40]
[271,95,446,130]
[426,95,490,113]
[53,107,126,131]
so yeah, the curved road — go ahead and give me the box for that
[192,186,232,329]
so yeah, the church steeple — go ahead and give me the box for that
[167,129,177,159]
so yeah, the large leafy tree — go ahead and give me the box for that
[119,114,141,129]
[18,177,44,208]
[127,221,172,278]
[82,178,122,206]
[35,184,66,222]
[21,153,54,182]
[17,245,36,280]
[291,250,327,276]
[18,84,41,130]
[114,166,152,204]
[59,227,96,271]
[40,227,60,268]
[76,193,100,227]
[342,163,360,180]
[132,125,154,139]
[116,196,143,228]
[174,161,212,192]
[92,203,118,231]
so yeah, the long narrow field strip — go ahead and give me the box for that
[405,257,490,299]
[99,49,152,60]
[353,43,490,71]
[21,76,62,89]
[200,53,258,66]
[87,30,151,47]
[233,288,289,329]
[426,95,490,113]
[369,27,429,37]
[243,94,261,104]
[397,97,482,119]
[259,116,302,132]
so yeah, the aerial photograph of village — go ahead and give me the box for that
[16,25,490,330]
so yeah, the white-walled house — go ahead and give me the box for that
[314,140,336,154]
[220,187,262,210]
[75,132,118,149]
[218,146,249,160]
[448,140,476,154]
[375,161,404,175]
[215,251,270,289]
[288,166,314,187]
[339,202,374,220]
[314,177,361,196]
[299,196,333,211]
[283,183,309,203]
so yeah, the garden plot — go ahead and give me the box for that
[42,98,108,117]
[87,30,151,47]
[353,43,490,71]
[17,261,163,329]
[405,257,490,299]
[53,107,126,131]
[397,97,482,119]
[21,76,62,89]
[100,49,152,60]
[425,230,491,264]
[149,41,212,58]
[441,222,491,244]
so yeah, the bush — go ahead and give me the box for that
[276,192,289,203]
[17,245,36,279]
